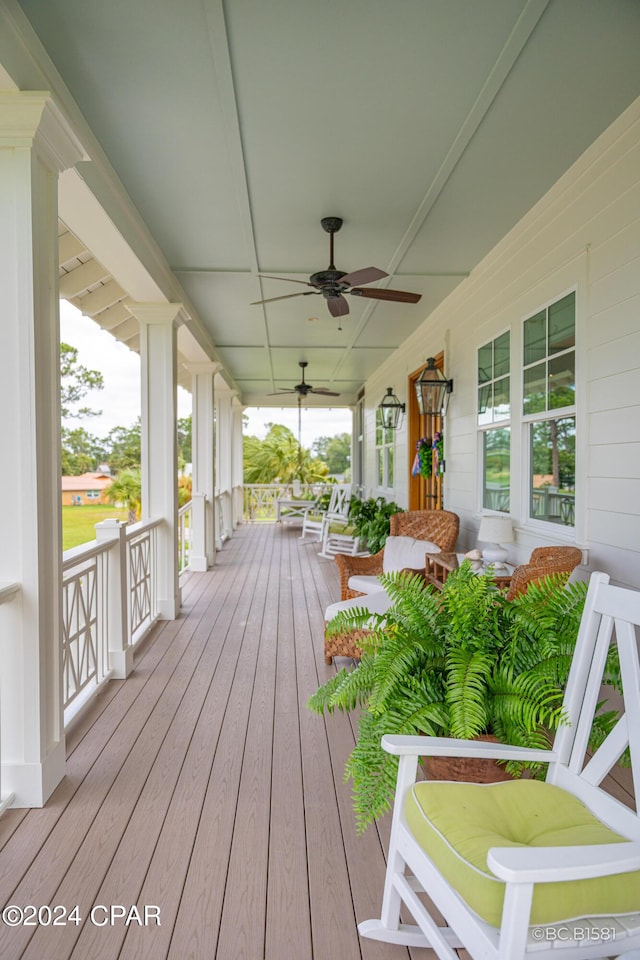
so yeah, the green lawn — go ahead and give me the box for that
[62,504,128,552]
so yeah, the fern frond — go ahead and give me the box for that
[446,648,491,738]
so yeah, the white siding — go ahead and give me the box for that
[363,96,640,589]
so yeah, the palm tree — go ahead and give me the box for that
[243,423,328,484]
[107,468,141,523]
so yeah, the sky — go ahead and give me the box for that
[59,300,352,447]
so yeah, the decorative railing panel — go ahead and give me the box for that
[242,483,331,522]
[62,543,109,712]
[127,521,157,640]
[61,518,161,719]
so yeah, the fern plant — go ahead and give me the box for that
[308,564,620,833]
[347,496,403,554]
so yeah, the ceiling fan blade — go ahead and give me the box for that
[267,388,297,396]
[309,387,341,396]
[328,294,350,318]
[257,275,315,287]
[340,266,388,287]
[350,287,422,304]
[251,291,318,305]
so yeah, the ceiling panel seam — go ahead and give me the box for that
[332,0,551,382]
[202,0,275,387]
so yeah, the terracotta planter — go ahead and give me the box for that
[421,734,514,783]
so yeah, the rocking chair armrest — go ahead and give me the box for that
[381,734,556,766]
[488,841,640,884]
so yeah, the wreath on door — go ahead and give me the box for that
[412,431,444,479]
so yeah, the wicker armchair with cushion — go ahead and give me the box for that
[505,545,583,601]
[324,510,460,664]
[335,509,460,602]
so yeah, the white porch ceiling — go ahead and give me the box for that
[12,0,640,407]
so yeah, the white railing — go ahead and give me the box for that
[0,582,20,814]
[531,489,575,525]
[61,518,161,721]
[0,582,20,605]
[178,499,192,572]
[242,483,330,522]
[62,541,110,714]
[126,519,160,643]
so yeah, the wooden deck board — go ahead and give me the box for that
[5,527,262,960]
[1,522,631,960]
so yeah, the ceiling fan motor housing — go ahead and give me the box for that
[320,216,343,234]
[310,269,347,293]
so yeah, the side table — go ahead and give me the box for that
[275,498,316,522]
[425,552,514,591]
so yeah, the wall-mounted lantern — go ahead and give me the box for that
[377,387,406,430]
[415,357,454,416]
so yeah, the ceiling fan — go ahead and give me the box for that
[251,217,422,318]
[268,361,340,399]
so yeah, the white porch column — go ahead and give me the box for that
[128,302,184,619]
[215,383,235,544]
[186,361,220,570]
[231,397,245,529]
[0,92,87,806]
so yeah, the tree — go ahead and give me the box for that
[60,342,104,421]
[312,432,351,475]
[61,426,107,475]
[243,423,329,484]
[105,419,141,473]
[177,415,192,469]
[107,468,141,523]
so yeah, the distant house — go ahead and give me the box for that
[61,472,113,506]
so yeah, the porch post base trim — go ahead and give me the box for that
[157,594,181,620]
[108,646,134,679]
[2,738,66,808]
[188,555,209,572]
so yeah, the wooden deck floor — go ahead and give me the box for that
[0,523,433,960]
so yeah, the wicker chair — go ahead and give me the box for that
[334,509,460,602]
[505,545,583,601]
[324,510,460,664]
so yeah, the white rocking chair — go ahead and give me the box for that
[360,570,640,960]
[299,483,352,544]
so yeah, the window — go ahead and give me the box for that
[478,332,510,512]
[86,489,100,499]
[523,292,576,526]
[375,412,394,489]
[354,392,364,487]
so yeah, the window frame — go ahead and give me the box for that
[477,329,511,514]
[375,409,395,491]
[521,288,577,533]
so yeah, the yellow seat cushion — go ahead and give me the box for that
[327,522,357,535]
[405,779,640,927]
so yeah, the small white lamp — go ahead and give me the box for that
[477,515,514,567]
